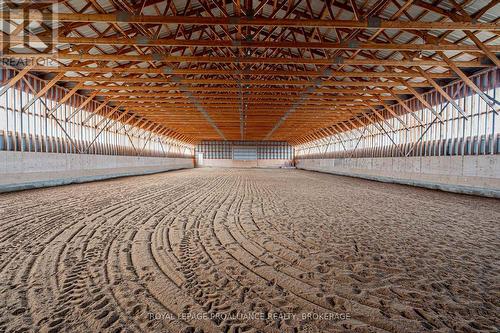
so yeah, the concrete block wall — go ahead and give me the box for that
[0,151,194,192]
[0,151,193,173]
[296,155,500,198]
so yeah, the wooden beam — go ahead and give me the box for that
[29,65,457,78]
[46,83,83,117]
[383,88,424,126]
[397,79,445,122]
[0,62,36,97]
[3,35,498,52]
[464,31,500,67]
[58,77,434,88]
[22,72,64,111]
[416,67,468,118]
[81,86,414,94]
[414,0,500,66]
[439,52,498,114]
[4,10,498,31]
[2,53,490,67]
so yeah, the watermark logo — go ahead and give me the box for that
[147,311,352,322]
[1,1,59,66]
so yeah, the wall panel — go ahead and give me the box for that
[196,141,293,160]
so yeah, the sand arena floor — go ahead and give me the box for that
[0,168,498,333]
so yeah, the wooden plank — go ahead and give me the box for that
[4,10,498,31]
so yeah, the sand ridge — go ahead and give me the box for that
[0,168,498,332]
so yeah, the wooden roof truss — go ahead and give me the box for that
[0,0,498,145]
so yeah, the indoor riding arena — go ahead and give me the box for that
[0,1,499,333]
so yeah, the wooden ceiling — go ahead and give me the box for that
[0,0,498,145]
